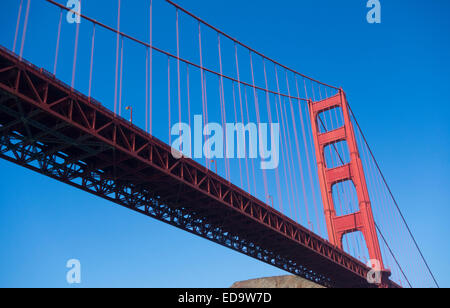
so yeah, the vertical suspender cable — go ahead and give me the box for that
[274,67,296,222]
[232,82,243,188]
[244,88,257,196]
[274,97,293,218]
[19,0,31,60]
[146,48,149,131]
[281,99,302,222]
[88,24,96,99]
[217,35,230,181]
[114,0,121,114]
[249,52,269,200]
[276,68,300,223]
[186,64,191,129]
[263,61,283,212]
[295,77,321,234]
[234,45,251,193]
[71,16,80,89]
[53,9,63,75]
[168,57,172,144]
[286,72,317,230]
[198,23,205,126]
[203,73,209,132]
[149,0,153,134]
[13,0,24,54]
[118,37,124,116]
[198,23,208,168]
[176,9,182,135]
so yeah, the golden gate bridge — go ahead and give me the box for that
[0,0,439,288]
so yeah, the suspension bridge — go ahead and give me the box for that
[0,0,439,288]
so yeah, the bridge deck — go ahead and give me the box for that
[0,46,397,288]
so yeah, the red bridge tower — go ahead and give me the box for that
[309,90,387,278]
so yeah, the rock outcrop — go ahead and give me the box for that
[231,275,324,289]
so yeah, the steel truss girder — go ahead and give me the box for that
[0,46,399,288]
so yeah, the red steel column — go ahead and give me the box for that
[308,89,385,270]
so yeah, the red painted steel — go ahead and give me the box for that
[309,91,389,281]
[0,46,400,288]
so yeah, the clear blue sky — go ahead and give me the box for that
[0,0,448,287]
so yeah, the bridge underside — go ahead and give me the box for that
[0,46,397,288]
